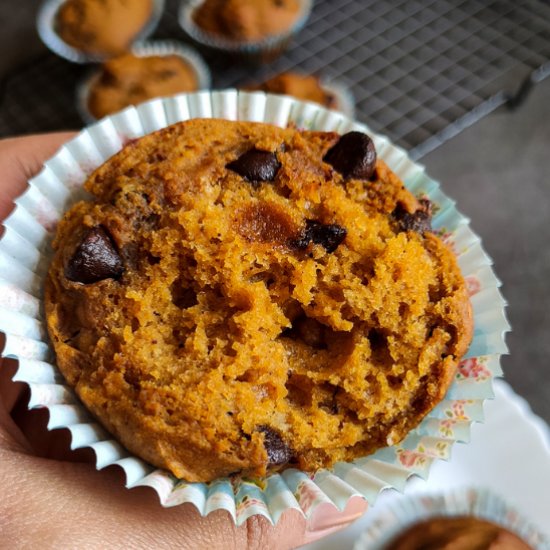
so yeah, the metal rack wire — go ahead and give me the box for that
[1,0,549,158]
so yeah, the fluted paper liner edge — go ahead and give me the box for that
[0,91,509,526]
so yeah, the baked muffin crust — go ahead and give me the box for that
[45,119,473,482]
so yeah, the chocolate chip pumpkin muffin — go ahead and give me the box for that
[45,119,473,482]
[56,0,153,56]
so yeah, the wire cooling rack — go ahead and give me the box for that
[1,0,549,158]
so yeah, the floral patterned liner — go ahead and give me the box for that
[0,91,509,526]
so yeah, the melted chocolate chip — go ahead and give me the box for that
[226,148,281,187]
[293,220,347,253]
[258,426,294,466]
[323,131,377,179]
[392,203,432,234]
[65,227,124,284]
[98,69,118,87]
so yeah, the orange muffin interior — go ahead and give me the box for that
[45,120,472,482]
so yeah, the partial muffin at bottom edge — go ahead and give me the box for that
[384,517,534,550]
[45,119,473,482]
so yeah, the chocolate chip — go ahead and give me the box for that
[226,148,281,186]
[293,220,347,253]
[258,426,294,466]
[98,69,117,87]
[66,227,124,284]
[323,131,377,179]
[418,198,433,216]
[392,203,432,234]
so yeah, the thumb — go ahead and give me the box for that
[0,132,76,223]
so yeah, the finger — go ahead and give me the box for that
[0,132,76,222]
[0,355,25,414]
[1,436,364,549]
[245,500,368,549]
[0,355,96,461]
[0,358,32,453]
[0,445,305,550]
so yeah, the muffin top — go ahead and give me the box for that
[193,0,302,42]
[385,517,534,550]
[45,119,472,482]
[87,54,199,119]
[56,0,153,56]
[248,72,336,109]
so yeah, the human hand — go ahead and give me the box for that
[0,133,367,549]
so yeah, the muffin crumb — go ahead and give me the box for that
[46,120,473,482]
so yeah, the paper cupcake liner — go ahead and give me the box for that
[0,90,509,526]
[179,0,313,63]
[77,40,212,124]
[37,0,166,64]
[354,488,549,550]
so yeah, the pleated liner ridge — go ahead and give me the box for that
[0,91,508,526]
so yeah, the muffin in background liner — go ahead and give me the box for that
[244,73,355,119]
[0,91,508,528]
[77,40,212,124]
[321,79,354,119]
[37,0,166,63]
[354,488,549,550]
[179,0,313,63]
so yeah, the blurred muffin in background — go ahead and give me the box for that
[180,0,312,63]
[246,72,354,116]
[87,53,199,119]
[247,72,337,108]
[56,0,153,56]
[193,0,301,42]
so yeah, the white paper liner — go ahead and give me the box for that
[0,90,509,526]
[354,488,549,550]
[178,0,312,61]
[37,0,166,64]
[77,40,212,124]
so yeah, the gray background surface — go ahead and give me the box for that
[0,1,549,423]
[423,79,550,423]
